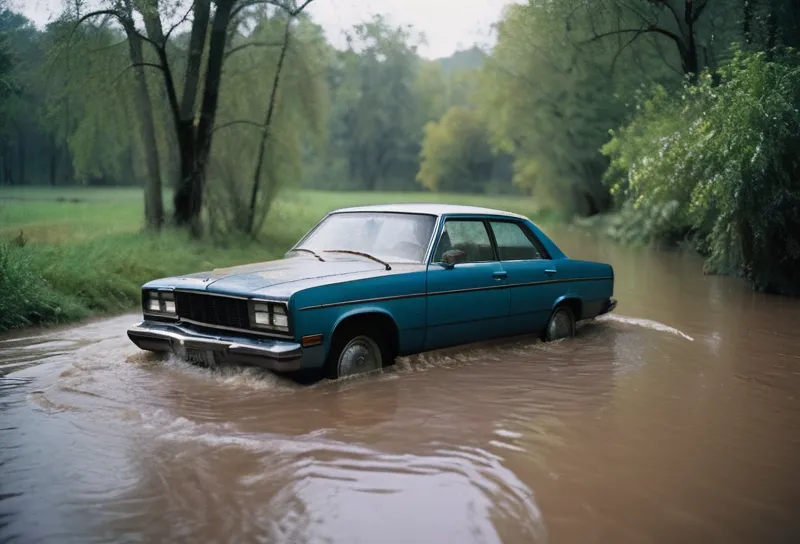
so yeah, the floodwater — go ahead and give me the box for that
[1,228,800,544]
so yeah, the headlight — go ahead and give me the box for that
[251,301,289,332]
[144,290,176,315]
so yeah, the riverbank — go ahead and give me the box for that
[0,187,555,332]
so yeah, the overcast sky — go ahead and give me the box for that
[12,0,516,59]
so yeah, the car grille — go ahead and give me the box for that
[175,291,250,330]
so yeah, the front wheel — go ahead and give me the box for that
[543,305,576,342]
[325,325,387,379]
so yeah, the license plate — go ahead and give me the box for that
[185,348,216,367]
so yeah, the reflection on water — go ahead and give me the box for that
[2,227,800,543]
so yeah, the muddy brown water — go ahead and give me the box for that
[2,227,800,544]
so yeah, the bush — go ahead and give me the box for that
[602,49,800,295]
[0,240,84,330]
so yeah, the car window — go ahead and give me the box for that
[298,212,436,263]
[433,220,495,263]
[489,221,545,261]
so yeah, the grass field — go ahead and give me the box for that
[0,187,554,332]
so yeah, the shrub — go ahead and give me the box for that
[602,49,800,295]
[0,240,83,330]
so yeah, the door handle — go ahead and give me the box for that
[544,268,557,275]
[492,271,507,280]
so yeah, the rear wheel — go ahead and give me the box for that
[543,305,576,342]
[325,324,388,379]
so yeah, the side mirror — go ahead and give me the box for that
[441,249,467,268]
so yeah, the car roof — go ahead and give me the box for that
[330,203,529,220]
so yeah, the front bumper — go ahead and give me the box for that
[127,320,303,372]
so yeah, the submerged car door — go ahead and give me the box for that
[424,218,510,351]
[487,219,562,335]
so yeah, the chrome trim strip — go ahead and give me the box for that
[299,276,614,311]
[143,310,179,320]
[178,317,294,340]
[422,214,443,266]
[128,323,302,359]
[173,289,249,300]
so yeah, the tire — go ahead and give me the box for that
[543,305,576,342]
[325,323,389,380]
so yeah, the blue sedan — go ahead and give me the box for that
[127,204,617,379]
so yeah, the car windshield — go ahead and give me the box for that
[295,212,437,263]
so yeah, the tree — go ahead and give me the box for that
[333,15,421,191]
[205,9,328,236]
[602,49,800,295]
[74,0,316,236]
[65,0,164,228]
[417,106,496,193]
[481,2,640,215]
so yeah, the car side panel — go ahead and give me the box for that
[290,270,428,366]
[502,260,565,335]
[547,259,615,320]
[424,262,510,351]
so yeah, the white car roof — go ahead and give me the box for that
[331,203,528,220]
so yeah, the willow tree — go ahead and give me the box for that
[205,10,328,236]
[75,0,316,236]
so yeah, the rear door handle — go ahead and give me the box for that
[493,271,507,280]
[544,268,557,275]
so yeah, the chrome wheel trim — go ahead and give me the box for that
[548,309,574,340]
[337,335,382,377]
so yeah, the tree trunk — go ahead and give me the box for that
[17,126,25,185]
[682,0,700,79]
[50,137,57,186]
[174,0,234,236]
[124,23,164,230]
[743,0,754,45]
[246,16,292,235]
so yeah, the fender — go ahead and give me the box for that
[327,305,399,357]
[552,294,583,317]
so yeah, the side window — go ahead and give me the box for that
[490,221,546,261]
[433,220,495,263]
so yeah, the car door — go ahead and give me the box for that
[424,217,510,351]
[487,219,563,336]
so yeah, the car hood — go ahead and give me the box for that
[144,256,394,297]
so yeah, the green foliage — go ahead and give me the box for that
[417,106,496,193]
[602,48,800,294]
[479,2,627,215]
[206,13,329,235]
[0,238,84,330]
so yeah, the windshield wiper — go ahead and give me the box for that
[291,248,325,262]
[323,250,392,270]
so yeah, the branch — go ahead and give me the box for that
[224,40,285,59]
[648,32,684,77]
[692,0,710,23]
[165,1,195,42]
[651,0,684,31]
[231,0,315,20]
[290,0,315,16]
[89,39,127,54]
[212,119,264,133]
[111,61,165,86]
[609,29,644,77]
[582,25,684,48]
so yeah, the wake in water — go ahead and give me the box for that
[596,314,695,341]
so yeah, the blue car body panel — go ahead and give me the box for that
[128,204,616,372]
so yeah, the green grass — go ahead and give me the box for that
[0,187,554,332]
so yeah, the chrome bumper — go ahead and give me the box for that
[127,320,303,372]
